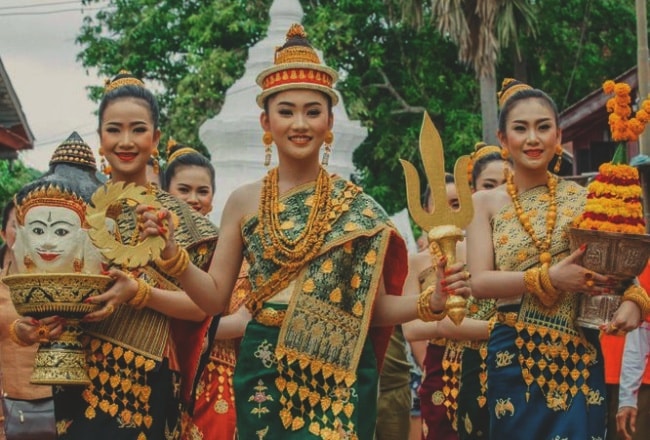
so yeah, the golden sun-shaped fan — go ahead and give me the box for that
[86,182,165,269]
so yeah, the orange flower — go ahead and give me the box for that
[603,80,650,142]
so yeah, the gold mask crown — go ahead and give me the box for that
[104,69,145,94]
[15,185,87,227]
[497,78,533,109]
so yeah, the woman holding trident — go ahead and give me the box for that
[138,24,470,438]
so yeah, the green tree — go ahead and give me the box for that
[78,0,272,157]
[0,159,42,242]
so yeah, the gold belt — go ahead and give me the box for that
[496,311,518,327]
[429,337,447,346]
[255,308,286,327]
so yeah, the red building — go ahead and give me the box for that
[560,66,639,176]
[0,56,34,160]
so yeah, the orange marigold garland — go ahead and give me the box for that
[573,80,649,234]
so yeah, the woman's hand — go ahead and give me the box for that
[136,205,178,259]
[82,268,138,322]
[549,246,611,295]
[600,300,642,335]
[14,316,65,344]
[429,258,472,312]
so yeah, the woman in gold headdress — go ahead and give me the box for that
[162,140,250,440]
[465,79,646,438]
[49,72,219,440]
[139,24,470,439]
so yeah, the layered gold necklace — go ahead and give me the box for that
[505,169,558,265]
[257,167,333,270]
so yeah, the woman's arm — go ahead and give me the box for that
[214,306,251,340]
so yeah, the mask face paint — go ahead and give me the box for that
[16,206,85,273]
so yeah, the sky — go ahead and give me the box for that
[0,0,106,171]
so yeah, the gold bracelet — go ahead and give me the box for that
[523,268,541,294]
[155,247,190,278]
[539,263,560,306]
[128,278,152,309]
[9,319,31,346]
[622,285,650,319]
[417,286,447,322]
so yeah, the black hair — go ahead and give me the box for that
[1,198,15,234]
[471,152,503,188]
[0,198,16,269]
[99,82,160,129]
[497,88,559,134]
[163,144,216,193]
[263,91,333,114]
[422,173,456,210]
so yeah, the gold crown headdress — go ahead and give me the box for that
[49,131,97,171]
[15,185,87,227]
[166,138,198,164]
[256,23,339,108]
[497,78,533,109]
[104,69,145,94]
[467,142,502,185]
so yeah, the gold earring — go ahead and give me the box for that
[262,132,273,167]
[553,145,563,174]
[322,131,334,167]
[99,149,112,176]
[23,256,35,271]
[500,148,509,160]
[152,148,160,174]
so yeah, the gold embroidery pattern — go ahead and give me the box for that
[242,177,398,437]
[254,340,278,369]
[249,380,274,418]
[441,341,463,427]
[82,337,162,438]
[492,180,599,410]
[494,398,515,419]
[495,350,515,368]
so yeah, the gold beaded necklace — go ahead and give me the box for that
[505,168,558,265]
[257,167,333,269]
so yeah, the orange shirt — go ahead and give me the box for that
[603,259,650,384]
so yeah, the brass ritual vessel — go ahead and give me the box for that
[568,227,650,329]
[4,273,112,385]
[400,112,474,325]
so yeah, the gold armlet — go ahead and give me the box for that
[417,286,447,322]
[9,319,31,346]
[622,285,650,319]
[128,278,153,310]
[155,247,190,278]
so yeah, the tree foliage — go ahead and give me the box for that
[0,159,42,234]
[75,0,644,214]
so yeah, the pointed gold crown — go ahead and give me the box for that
[15,185,87,227]
[256,23,339,108]
[49,131,97,170]
[104,69,145,94]
[166,138,198,164]
[497,78,533,109]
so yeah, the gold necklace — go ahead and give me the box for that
[257,167,332,269]
[505,169,558,265]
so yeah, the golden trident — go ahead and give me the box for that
[400,112,473,325]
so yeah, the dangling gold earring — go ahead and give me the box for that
[99,149,112,176]
[553,145,563,174]
[73,258,84,273]
[500,148,509,160]
[152,148,160,174]
[23,256,35,271]
[262,132,273,167]
[322,131,334,167]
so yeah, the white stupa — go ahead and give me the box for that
[200,0,367,225]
